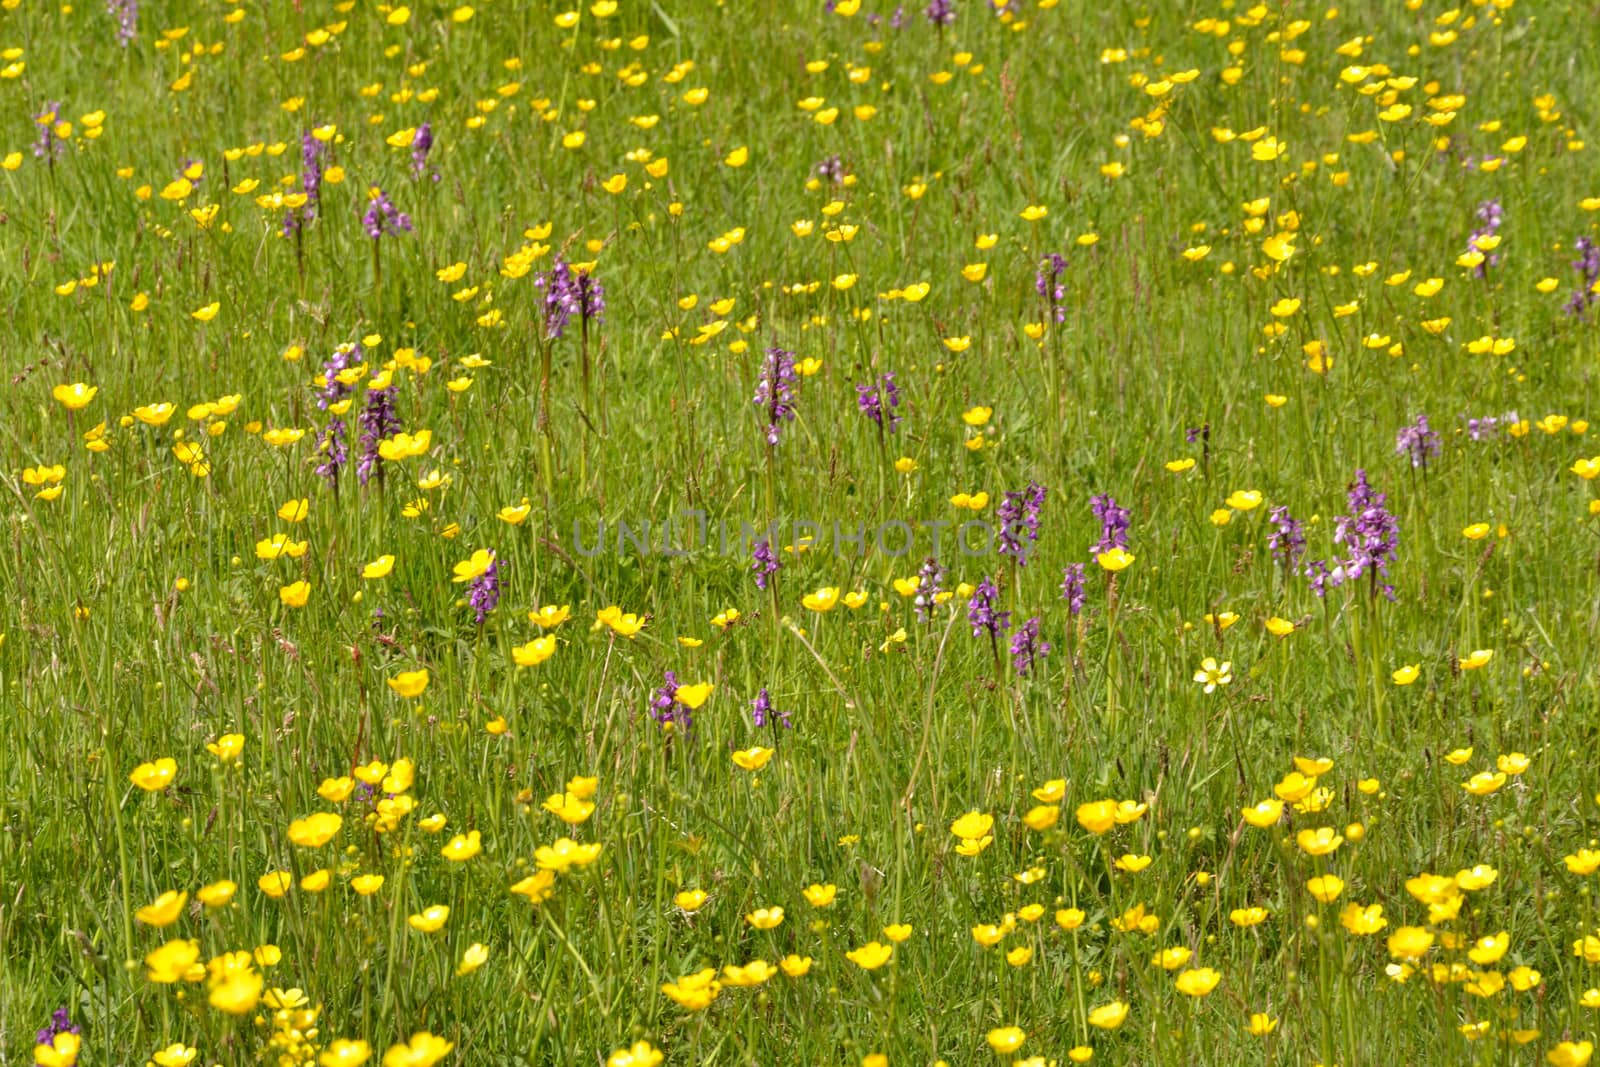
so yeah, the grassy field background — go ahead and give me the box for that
[4,0,1600,1064]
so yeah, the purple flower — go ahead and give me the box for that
[32,102,65,160]
[650,670,693,731]
[315,418,347,486]
[357,387,401,485]
[361,187,413,240]
[751,538,780,590]
[316,343,358,411]
[1266,505,1305,569]
[107,0,136,44]
[285,135,326,235]
[1090,493,1130,554]
[966,576,1010,639]
[925,0,955,24]
[411,121,435,179]
[1466,199,1502,279]
[814,155,849,185]
[754,346,800,446]
[1036,253,1068,322]
[856,372,901,433]
[913,556,944,621]
[751,687,792,729]
[537,257,581,340]
[997,482,1047,566]
[576,268,605,325]
[1568,237,1600,317]
[1009,616,1050,676]
[1059,563,1086,615]
[1395,414,1441,470]
[37,1008,79,1047]
[301,130,327,212]
[1306,470,1400,600]
[468,556,502,624]
[1464,412,1519,441]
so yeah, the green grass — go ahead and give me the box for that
[4,0,1600,1064]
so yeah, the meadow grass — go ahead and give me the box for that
[4,0,1600,1065]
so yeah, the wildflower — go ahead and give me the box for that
[1076,800,1118,835]
[52,383,97,410]
[1036,252,1068,322]
[986,1027,1026,1055]
[320,1041,373,1067]
[380,1032,453,1067]
[661,969,721,1010]
[1465,199,1503,279]
[997,482,1047,565]
[1463,771,1506,795]
[1175,967,1221,996]
[1297,827,1343,856]
[1548,1042,1593,1067]
[1306,469,1400,600]
[35,1008,81,1056]
[966,577,1010,639]
[135,890,187,926]
[845,941,893,969]
[1193,657,1232,693]
[576,267,605,325]
[467,554,503,624]
[106,0,137,44]
[1306,874,1345,903]
[1090,493,1130,553]
[1569,237,1600,317]
[649,671,691,732]
[1388,926,1434,961]
[1087,1001,1129,1029]
[536,257,580,339]
[908,559,940,617]
[1395,415,1442,470]
[410,121,435,179]
[1009,616,1050,676]
[34,1032,80,1067]
[951,811,994,840]
[33,102,65,161]
[925,0,955,27]
[754,346,800,446]
[129,757,177,791]
[856,372,902,433]
[750,538,780,590]
[606,1042,663,1067]
[288,812,342,848]
[386,669,429,698]
[732,747,774,771]
[1267,506,1306,570]
[1060,562,1087,614]
[1340,902,1387,935]
[356,388,402,485]
[1565,849,1600,875]
[361,187,413,239]
[750,687,792,728]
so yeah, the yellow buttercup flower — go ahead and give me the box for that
[135,890,188,927]
[732,746,774,771]
[130,757,178,792]
[845,941,892,969]
[387,669,430,698]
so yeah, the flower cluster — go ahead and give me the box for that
[1307,470,1401,600]
[754,347,800,446]
[361,187,412,240]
